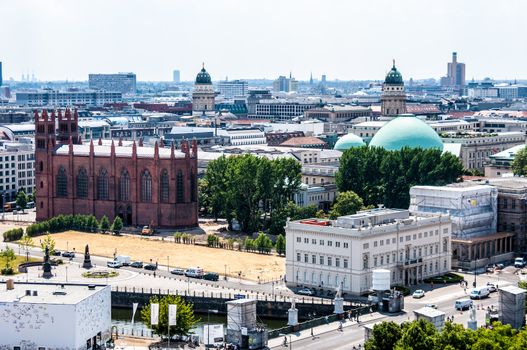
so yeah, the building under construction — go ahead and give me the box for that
[499,285,526,329]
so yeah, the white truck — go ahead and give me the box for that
[115,255,131,266]
[514,257,526,268]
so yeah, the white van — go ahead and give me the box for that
[185,267,204,278]
[470,286,490,299]
[514,257,526,268]
[115,255,131,266]
[455,298,473,310]
[107,260,122,268]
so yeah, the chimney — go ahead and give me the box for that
[6,279,14,290]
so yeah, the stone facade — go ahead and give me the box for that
[35,109,198,228]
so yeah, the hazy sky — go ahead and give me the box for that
[1,0,526,82]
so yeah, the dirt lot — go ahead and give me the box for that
[51,231,285,281]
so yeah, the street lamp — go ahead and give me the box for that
[224,264,227,281]
[167,256,170,273]
[206,309,219,348]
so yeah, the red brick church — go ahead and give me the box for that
[35,109,198,228]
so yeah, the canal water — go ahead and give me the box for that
[111,307,286,338]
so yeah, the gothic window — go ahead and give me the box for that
[190,169,196,202]
[76,167,88,199]
[119,169,130,201]
[160,169,169,203]
[56,166,67,197]
[141,169,152,202]
[97,168,109,200]
[176,170,184,203]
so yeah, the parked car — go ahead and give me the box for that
[107,260,122,268]
[486,265,495,273]
[297,288,314,296]
[185,267,204,278]
[141,226,154,236]
[144,264,157,271]
[130,261,143,268]
[425,304,437,309]
[170,268,185,275]
[514,257,526,268]
[412,290,425,299]
[61,251,75,258]
[455,298,473,311]
[495,263,505,271]
[203,272,219,281]
[486,282,497,292]
[52,250,62,256]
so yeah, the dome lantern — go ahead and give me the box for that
[195,63,212,84]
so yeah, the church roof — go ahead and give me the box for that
[195,65,212,84]
[54,144,186,159]
[384,61,404,85]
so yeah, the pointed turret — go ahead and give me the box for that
[110,139,115,157]
[98,137,102,146]
[118,136,123,147]
[154,141,159,160]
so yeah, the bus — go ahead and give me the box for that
[3,201,17,212]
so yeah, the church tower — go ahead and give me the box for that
[35,110,57,221]
[381,60,407,117]
[192,64,215,116]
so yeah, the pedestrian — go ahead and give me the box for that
[464,287,467,294]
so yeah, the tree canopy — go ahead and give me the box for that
[336,146,463,208]
[511,147,527,176]
[141,294,199,337]
[329,190,364,219]
[16,190,28,212]
[365,319,527,350]
[202,155,301,233]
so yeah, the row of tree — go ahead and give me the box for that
[336,146,464,209]
[200,154,302,233]
[21,214,123,239]
[365,319,527,350]
[206,232,286,255]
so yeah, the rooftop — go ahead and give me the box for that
[279,136,326,147]
[55,143,186,158]
[0,282,109,304]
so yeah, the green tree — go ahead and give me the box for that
[0,247,16,274]
[20,233,34,261]
[140,294,199,338]
[395,319,437,350]
[432,321,474,350]
[111,216,123,233]
[275,234,286,255]
[99,215,110,233]
[41,233,56,255]
[329,191,364,219]
[365,321,402,350]
[512,147,527,176]
[254,232,273,254]
[16,190,28,212]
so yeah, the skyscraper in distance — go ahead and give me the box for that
[173,70,180,83]
[441,52,466,88]
[0,61,3,86]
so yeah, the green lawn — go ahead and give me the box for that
[0,255,40,275]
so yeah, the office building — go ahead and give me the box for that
[250,99,318,121]
[0,282,111,350]
[15,90,122,107]
[246,89,272,115]
[218,80,248,98]
[35,109,198,228]
[88,73,136,94]
[173,69,181,83]
[441,52,466,88]
[304,105,372,123]
[285,208,452,295]
[273,75,298,93]
[0,140,35,203]
[381,61,406,117]
[485,144,524,178]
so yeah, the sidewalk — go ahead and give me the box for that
[267,312,386,348]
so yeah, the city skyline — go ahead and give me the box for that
[2,0,526,82]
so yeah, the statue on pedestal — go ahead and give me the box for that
[82,244,93,269]
[42,245,53,278]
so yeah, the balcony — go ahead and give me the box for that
[396,257,423,268]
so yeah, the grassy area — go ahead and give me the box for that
[423,272,464,284]
[0,255,40,275]
[50,231,285,281]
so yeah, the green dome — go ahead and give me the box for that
[384,61,403,85]
[369,114,443,151]
[334,133,365,150]
[195,66,212,84]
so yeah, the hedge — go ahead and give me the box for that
[25,214,100,237]
[3,228,24,242]
[423,272,464,284]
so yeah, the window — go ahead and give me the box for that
[76,167,88,199]
[119,169,130,201]
[304,238,309,243]
[141,170,152,202]
[335,242,340,248]
[160,169,169,203]
[176,170,184,203]
[387,255,390,264]
[296,237,301,243]
[344,259,348,268]
[319,256,324,265]
[190,170,196,202]
[312,239,316,244]
[418,233,422,239]
[344,242,349,248]
[374,257,378,267]
[380,256,384,265]
[363,243,369,249]
[374,241,378,247]
[304,254,308,263]
[443,228,448,234]
[413,234,417,240]
[312,255,316,264]
[386,239,390,245]
[400,237,403,242]
[328,241,332,247]
[320,240,324,246]
[97,168,109,200]
[336,258,340,267]
[327,257,332,266]
[296,253,300,262]
[406,235,410,241]
[56,166,67,197]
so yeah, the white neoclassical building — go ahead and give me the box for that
[285,208,452,295]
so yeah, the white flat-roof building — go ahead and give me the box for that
[285,208,452,295]
[0,282,111,350]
